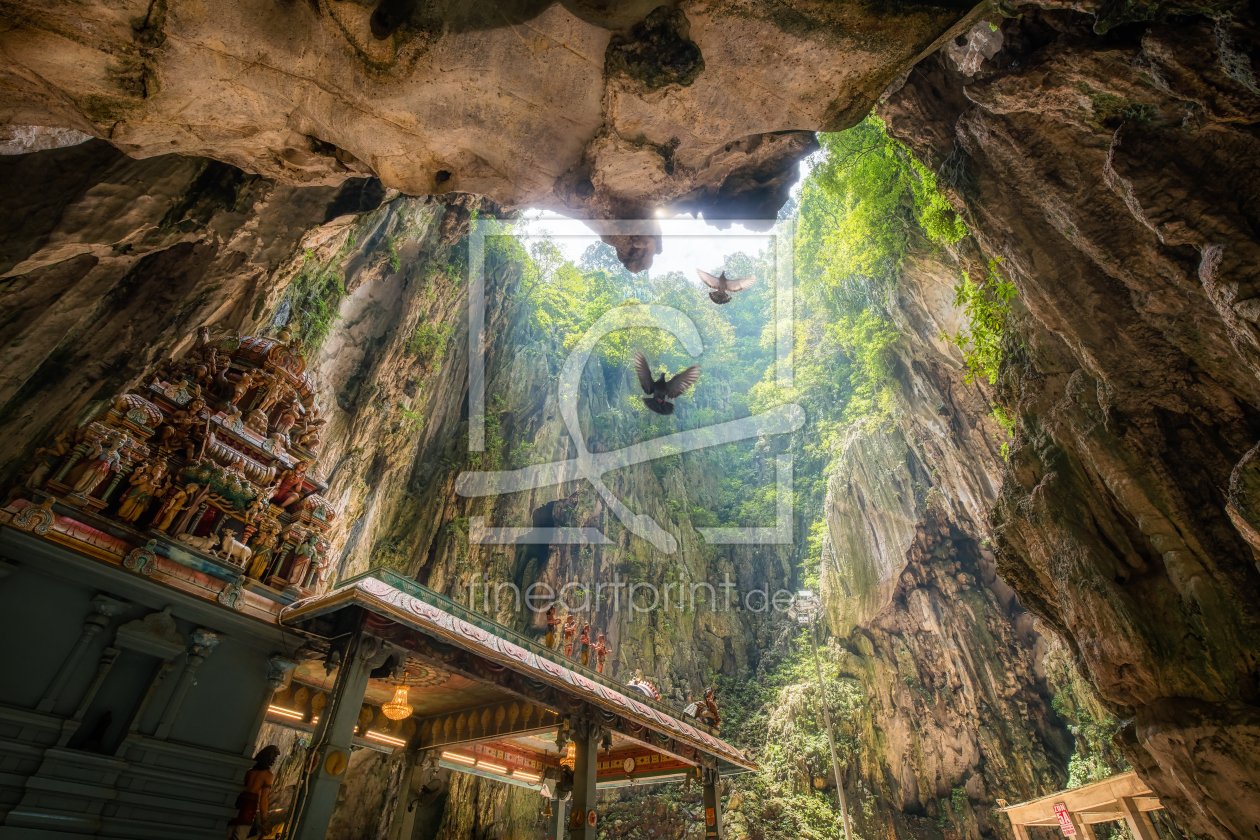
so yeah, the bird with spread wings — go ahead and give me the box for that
[634,351,700,415]
[696,268,756,304]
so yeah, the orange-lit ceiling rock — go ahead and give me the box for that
[0,1,972,240]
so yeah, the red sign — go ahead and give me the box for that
[1053,803,1077,836]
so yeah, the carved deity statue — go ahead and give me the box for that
[271,462,309,509]
[24,430,74,493]
[594,634,610,674]
[579,623,591,666]
[545,606,560,649]
[287,535,318,588]
[562,615,577,658]
[256,377,292,415]
[72,434,125,498]
[160,398,208,461]
[295,418,326,451]
[117,459,167,523]
[154,482,199,532]
[230,369,266,406]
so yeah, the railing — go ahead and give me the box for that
[337,567,722,740]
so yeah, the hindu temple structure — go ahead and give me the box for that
[0,328,752,839]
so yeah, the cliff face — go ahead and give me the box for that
[815,247,1072,839]
[880,9,1260,839]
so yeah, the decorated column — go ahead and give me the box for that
[287,631,382,840]
[154,628,221,739]
[36,594,128,713]
[568,716,599,840]
[701,767,723,840]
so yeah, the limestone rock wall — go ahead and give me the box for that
[0,140,356,488]
[879,8,1260,838]
[816,241,1072,839]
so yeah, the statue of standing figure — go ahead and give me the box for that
[594,633,610,674]
[24,430,74,493]
[562,615,577,658]
[117,459,167,523]
[545,606,560,649]
[72,434,125,498]
[154,482,199,532]
[286,535,318,589]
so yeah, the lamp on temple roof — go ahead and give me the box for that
[559,741,576,771]
[382,682,413,721]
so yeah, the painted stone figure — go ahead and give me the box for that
[594,633,610,674]
[272,403,301,438]
[154,482,198,532]
[295,417,326,451]
[579,623,591,666]
[72,434,125,498]
[25,430,74,493]
[562,615,577,658]
[545,606,560,648]
[117,459,167,523]
[287,535,318,589]
[271,463,308,509]
[230,368,265,405]
[700,686,722,731]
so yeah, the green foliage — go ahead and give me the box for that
[387,236,402,272]
[716,635,867,840]
[406,322,451,366]
[796,115,966,317]
[284,243,351,351]
[830,310,900,430]
[940,257,1017,386]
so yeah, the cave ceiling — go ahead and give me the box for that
[0,0,974,265]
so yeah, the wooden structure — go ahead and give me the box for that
[275,569,756,840]
[997,771,1165,839]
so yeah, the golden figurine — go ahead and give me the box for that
[154,482,198,532]
[117,459,167,523]
[545,606,560,648]
[562,615,577,658]
[594,634,610,674]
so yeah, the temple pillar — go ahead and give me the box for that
[547,795,565,840]
[153,629,220,739]
[701,767,723,840]
[1009,823,1031,840]
[244,655,296,755]
[1119,797,1160,840]
[37,594,128,713]
[567,717,599,840]
[286,632,381,840]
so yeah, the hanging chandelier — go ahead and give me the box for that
[559,741,576,771]
[382,682,413,720]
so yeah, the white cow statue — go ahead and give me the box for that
[177,531,220,553]
[221,531,252,567]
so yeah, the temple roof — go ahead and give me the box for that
[280,569,754,774]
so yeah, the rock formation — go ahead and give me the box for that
[880,8,1260,839]
[2,2,1260,839]
[0,0,979,267]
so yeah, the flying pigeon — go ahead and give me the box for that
[696,268,756,304]
[634,352,700,415]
